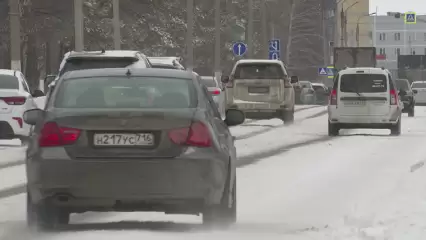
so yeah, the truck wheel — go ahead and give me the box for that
[408,107,414,117]
[328,122,339,136]
[390,117,401,136]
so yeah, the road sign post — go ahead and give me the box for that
[268,39,280,60]
[232,42,247,57]
[405,12,416,24]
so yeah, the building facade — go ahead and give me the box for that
[372,14,426,70]
[336,0,371,47]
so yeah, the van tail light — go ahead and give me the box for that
[0,96,26,105]
[168,121,212,147]
[390,89,398,105]
[329,89,337,105]
[208,87,221,95]
[39,122,81,147]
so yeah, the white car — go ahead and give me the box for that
[0,69,44,143]
[411,81,426,105]
[327,67,403,136]
[200,76,226,119]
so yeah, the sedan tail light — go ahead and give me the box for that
[168,121,212,147]
[208,87,221,95]
[0,96,26,105]
[39,122,81,147]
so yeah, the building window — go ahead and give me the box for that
[424,33,426,41]
[379,33,386,41]
[396,48,400,55]
[411,48,416,55]
[394,33,401,41]
[379,48,386,55]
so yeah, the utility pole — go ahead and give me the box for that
[214,0,221,80]
[9,0,21,71]
[247,0,254,58]
[113,0,121,50]
[260,1,268,59]
[340,8,344,47]
[186,0,194,71]
[321,0,327,65]
[74,0,84,51]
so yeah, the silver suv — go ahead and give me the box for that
[221,59,298,124]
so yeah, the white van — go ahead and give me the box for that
[327,67,403,136]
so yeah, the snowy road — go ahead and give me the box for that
[2,105,426,239]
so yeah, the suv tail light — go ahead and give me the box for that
[39,122,81,147]
[329,89,337,105]
[168,121,212,147]
[390,89,398,105]
[0,96,26,105]
[208,87,221,95]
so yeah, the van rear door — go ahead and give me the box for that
[337,72,390,116]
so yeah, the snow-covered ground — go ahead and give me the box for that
[2,106,426,239]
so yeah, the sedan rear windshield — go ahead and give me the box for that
[200,77,217,87]
[54,76,197,109]
[411,82,426,88]
[234,63,285,79]
[59,57,139,76]
[340,74,387,93]
[395,80,410,90]
[0,75,19,89]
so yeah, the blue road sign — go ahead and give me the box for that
[318,67,328,75]
[269,39,280,52]
[232,42,247,56]
[269,51,280,60]
[405,12,416,24]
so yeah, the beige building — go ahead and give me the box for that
[336,0,372,47]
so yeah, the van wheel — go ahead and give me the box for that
[27,192,70,231]
[282,108,294,125]
[203,175,237,227]
[390,118,401,136]
[328,122,339,136]
[408,107,415,117]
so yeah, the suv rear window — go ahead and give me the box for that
[54,76,196,109]
[340,74,387,93]
[0,75,19,89]
[411,82,426,88]
[200,77,217,87]
[234,63,285,79]
[59,57,139,76]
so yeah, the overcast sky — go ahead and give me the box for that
[370,0,426,15]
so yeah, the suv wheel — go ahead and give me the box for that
[203,175,237,227]
[27,192,70,230]
[408,107,415,117]
[328,122,339,136]
[390,117,401,136]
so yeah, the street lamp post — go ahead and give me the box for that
[356,12,377,47]
[342,1,359,47]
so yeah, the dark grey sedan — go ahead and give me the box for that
[23,68,244,230]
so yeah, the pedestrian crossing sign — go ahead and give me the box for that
[318,67,328,75]
[405,12,416,24]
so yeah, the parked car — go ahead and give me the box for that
[395,79,415,117]
[200,76,226,119]
[24,68,244,230]
[221,59,297,124]
[312,83,329,105]
[0,69,44,144]
[148,57,185,70]
[328,67,402,136]
[46,50,152,96]
[411,81,426,106]
[299,81,316,104]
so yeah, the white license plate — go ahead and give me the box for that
[344,101,366,106]
[94,133,154,146]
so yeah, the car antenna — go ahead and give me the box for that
[126,69,131,77]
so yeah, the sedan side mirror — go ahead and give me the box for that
[413,89,418,94]
[32,89,45,98]
[225,109,245,126]
[23,109,44,125]
[290,76,299,83]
